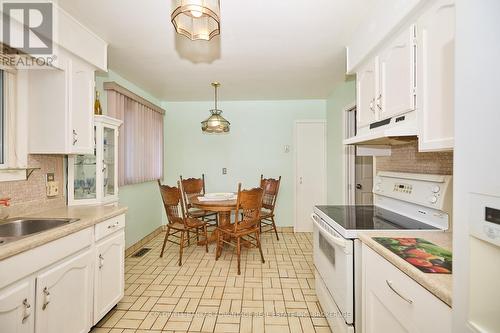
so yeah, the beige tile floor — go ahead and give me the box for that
[91,231,332,333]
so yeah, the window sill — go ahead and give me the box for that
[0,169,27,182]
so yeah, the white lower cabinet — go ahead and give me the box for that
[94,230,125,324]
[0,214,125,333]
[35,249,93,333]
[0,277,35,333]
[362,244,451,333]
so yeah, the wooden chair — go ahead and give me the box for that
[216,184,265,275]
[260,175,281,240]
[180,174,218,226]
[158,180,208,266]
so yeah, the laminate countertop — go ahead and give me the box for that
[359,230,453,307]
[0,204,127,261]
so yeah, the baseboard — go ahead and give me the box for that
[276,226,294,233]
[125,226,164,257]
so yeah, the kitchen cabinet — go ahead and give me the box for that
[0,278,35,333]
[356,60,378,128]
[362,244,451,333]
[35,249,93,333]
[356,26,415,129]
[68,116,122,206]
[0,215,125,333]
[28,50,95,155]
[417,0,455,152]
[94,230,125,324]
[378,25,416,120]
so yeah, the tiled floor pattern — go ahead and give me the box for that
[91,231,331,333]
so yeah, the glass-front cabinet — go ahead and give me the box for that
[68,115,122,206]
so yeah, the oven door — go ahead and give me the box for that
[312,213,354,325]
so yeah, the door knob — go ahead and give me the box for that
[356,184,362,190]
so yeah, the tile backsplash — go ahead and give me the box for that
[0,155,66,216]
[375,140,453,175]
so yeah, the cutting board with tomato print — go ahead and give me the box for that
[373,237,452,274]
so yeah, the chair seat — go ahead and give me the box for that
[188,208,217,218]
[168,218,207,230]
[218,223,259,237]
[260,209,273,219]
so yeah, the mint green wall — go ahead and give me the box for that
[326,78,356,205]
[94,69,346,240]
[95,70,163,248]
[162,100,326,226]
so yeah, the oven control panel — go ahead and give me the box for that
[373,171,452,214]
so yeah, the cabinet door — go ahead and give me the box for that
[69,57,95,155]
[102,125,119,202]
[94,231,125,324]
[417,0,455,151]
[0,278,35,333]
[362,244,452,333]
[378,25,416,120]
[356,60,377,127]
[35,249,93,333]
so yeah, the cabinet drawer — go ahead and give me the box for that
[362,244,451,333]
[95,214,125,241]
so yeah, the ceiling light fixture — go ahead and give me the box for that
[201,82,230,133]
[171,0,221,41]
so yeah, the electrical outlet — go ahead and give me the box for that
[222,168,227,175]
[46,173,55,182]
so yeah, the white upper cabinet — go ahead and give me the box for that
[357,60,378,128]
[28,50,95,155]
[70,57,95,154]
[417,0,455,152]
[378,25,416,120]
[350,0,455,151]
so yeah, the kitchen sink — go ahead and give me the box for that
[0,218,80,245]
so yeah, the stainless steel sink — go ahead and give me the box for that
[0,218,80,245]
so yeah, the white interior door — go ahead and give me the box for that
[295,121,326,232]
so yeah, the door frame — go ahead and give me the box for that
[293,119,327,232]
[342,103,357,205]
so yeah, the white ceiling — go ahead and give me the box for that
[58,0,371,101]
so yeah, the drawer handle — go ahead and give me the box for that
[99,254,104,269]
[42,287,50,310]
[386,280,413,304]
[107,221,120,229]
[22,298,31,323]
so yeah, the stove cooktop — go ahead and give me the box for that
[315,205,438,231]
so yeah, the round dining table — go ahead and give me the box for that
[190,195,237,244]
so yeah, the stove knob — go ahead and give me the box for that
[429,196,438,204]
[432,185,441,193]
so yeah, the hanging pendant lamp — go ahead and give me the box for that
[171,0,221,41]
[201,82,230,133]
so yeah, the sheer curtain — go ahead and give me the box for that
[106,85,164,186]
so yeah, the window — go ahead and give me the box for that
[104,82,164,186]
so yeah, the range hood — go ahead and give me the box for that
[344,112,418,145]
